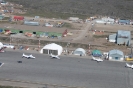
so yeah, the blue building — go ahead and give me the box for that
[108,49,124,61]
[118,19,130,25]
[117,30,131,46]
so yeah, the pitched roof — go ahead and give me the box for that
[117,30,130,37]
[109,49,124,56]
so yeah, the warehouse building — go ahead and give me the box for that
[108,49,124,61]
[117,30,131,46]
[118,19,130,25]
[40,43,63,55]
[108,30,131,46]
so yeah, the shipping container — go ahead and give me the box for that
[14,16,24,21]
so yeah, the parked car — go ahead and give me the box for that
[125,55,133,61]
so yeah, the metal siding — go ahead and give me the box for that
[109,49,124,56]
[118,20,130,24]
[117,30,131,46]
[117,38,129,45]
[109,53,123,60]
[109,34,116,40]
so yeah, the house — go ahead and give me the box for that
[117,30,131,46]
[40,43,63,55]
[73,48,86,56]
[108,49,124,61]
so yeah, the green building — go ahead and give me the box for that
[0,15,4,20]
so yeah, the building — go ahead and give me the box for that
[101,17,115,24]
[108,49,124,61]
[40,43,63,55]
[108,34,116,42]
[108,30,131,46]
[68,17,79,21]
[118,19,130,25]
[95,19,106,24]
[24,21,40,26]
[0,15,4,20]
[73,48,86,56]
[13,16,24,21]
[117,30,131,46]
[92,49,102,57]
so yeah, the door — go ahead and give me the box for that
[49,50,58,55]
[43,49,48,54]
[115,57,119,60]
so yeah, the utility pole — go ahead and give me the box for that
[38,39,40,51]
[131,44,132,57]
[10,36,11,45]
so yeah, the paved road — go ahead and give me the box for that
[0,51,133,88]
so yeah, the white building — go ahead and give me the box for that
[73,48,86,56]
[40,43,63,55]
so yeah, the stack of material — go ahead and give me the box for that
[4,30,11,35]
[25,32,32,37]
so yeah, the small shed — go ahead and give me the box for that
[108,34,116,42]
[92,50,102,57]
[40,43,63,55]
[73,48,86,56]
[108,49,124,61]
[117,30,131,46]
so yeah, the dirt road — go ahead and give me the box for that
[72,22,92,41]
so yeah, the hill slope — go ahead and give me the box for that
[7,0,133,19]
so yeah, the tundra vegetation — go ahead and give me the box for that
[6,0,133,19]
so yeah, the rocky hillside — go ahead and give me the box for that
[6,0,133,19]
